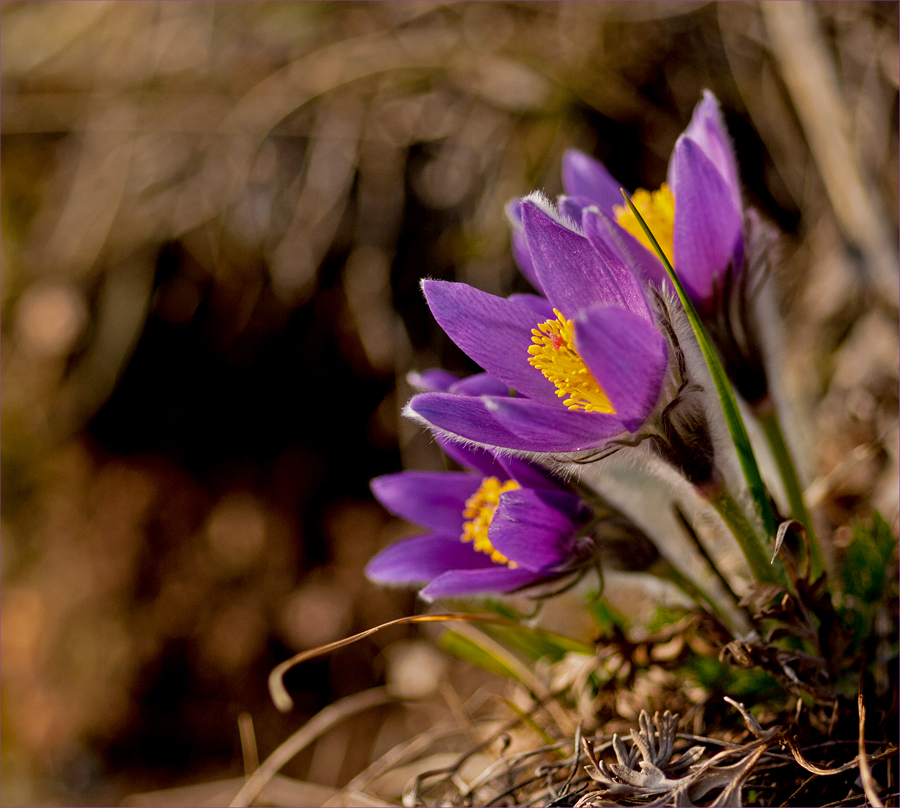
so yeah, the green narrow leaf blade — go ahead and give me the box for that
[438,630,525,682]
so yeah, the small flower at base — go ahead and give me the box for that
[365,443,596,600]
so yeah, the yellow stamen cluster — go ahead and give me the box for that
[461,477,521,567]
[613,183,675,265]
[527,309,614,414]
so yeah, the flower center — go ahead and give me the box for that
[613,183,675,265]
[461,476,520,567]
[527,309,614,414]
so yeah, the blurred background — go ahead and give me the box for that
[1,2,897,805]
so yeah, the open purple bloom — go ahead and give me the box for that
[560,91,744,310]
[407,200,669,454]
[366,442,593,599]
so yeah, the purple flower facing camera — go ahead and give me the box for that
[366,438,593,600]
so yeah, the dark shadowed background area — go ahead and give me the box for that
[2,2,897,805]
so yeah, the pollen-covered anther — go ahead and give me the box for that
[527,309,614,414]
[461,477,520,567]
[613,182,675,264]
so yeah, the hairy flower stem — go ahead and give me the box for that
[621,192,778,539]
[653,559,740,633]
[708,487,785,586]
[756,407,824,578]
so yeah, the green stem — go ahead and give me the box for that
[757,407,824,578]
[708,487,784,586]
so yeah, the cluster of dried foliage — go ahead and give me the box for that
[2,1,897,805]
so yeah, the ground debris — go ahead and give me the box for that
[574,706,779,808]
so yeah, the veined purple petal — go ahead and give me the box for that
[677,91,741,214]
[489,489,581,571]
[485,396,629,452]
[408,368,462,393]
[558,194,593,227]
[408,392,533,452]
[366,534,496,585]
[508,293,555,320]
[371,471,478,533]
[420,566,544,599]
[436,435,509,480]
[521,202,644,318]
[581,206,670,291]
[423,281,558,403]
[506,199,543,293]
[574,304,668,431]
[576,207,655,321]
[562,150,623,215]
[449,373,511,397]
[670,136,743,305]
[498,454,567,493]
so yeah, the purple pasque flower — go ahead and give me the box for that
[560,91,744,312]
[365,439,593,599]
[505,199,543,295]
[407,198,670,454]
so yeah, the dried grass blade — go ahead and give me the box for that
[858,690,885,808]
[230,687,394,808]
[269,613,532,712]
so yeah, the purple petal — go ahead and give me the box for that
[574,304,668,431]
[489,489,581,571]
[371,471,478,533]
[670,137,743,305]
[581,206,670,291]
[576,207,656,321]
[366,534,495,585]
[408,392,536,452]
[558,194,592,227]
[506,199,543,293]
[676,91,741,214]
[562,150,623,215]
[420,566,545,599]
[521,202,643,318]
[497,455,567,492]
[512,230,543,293]
[409,392,624,453]
[508,293,555,320]
[449,373,512,397]
[485,396,629,452]
[422,280,558,402]
[408,368,462,393]
[436,435,509,479]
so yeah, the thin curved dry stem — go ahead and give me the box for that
[335,689,498,803]
[673,504,743,609]
[405,692,578,806]
[447,621,575,736]
[458,735,582,800]
[268,612,534,712]
[237,712,259,778]
[858,690,885,808]
[229,686,394,808]
[783,732,897,779]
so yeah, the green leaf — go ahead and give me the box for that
[479,623,592,663]
[438,630,524,681]
[587,595,629,637]
[842,512,897,605]
[688,655,780,699]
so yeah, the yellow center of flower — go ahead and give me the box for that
[527,309,614,414]
[461,477,521,567]
[613,183,675,265]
